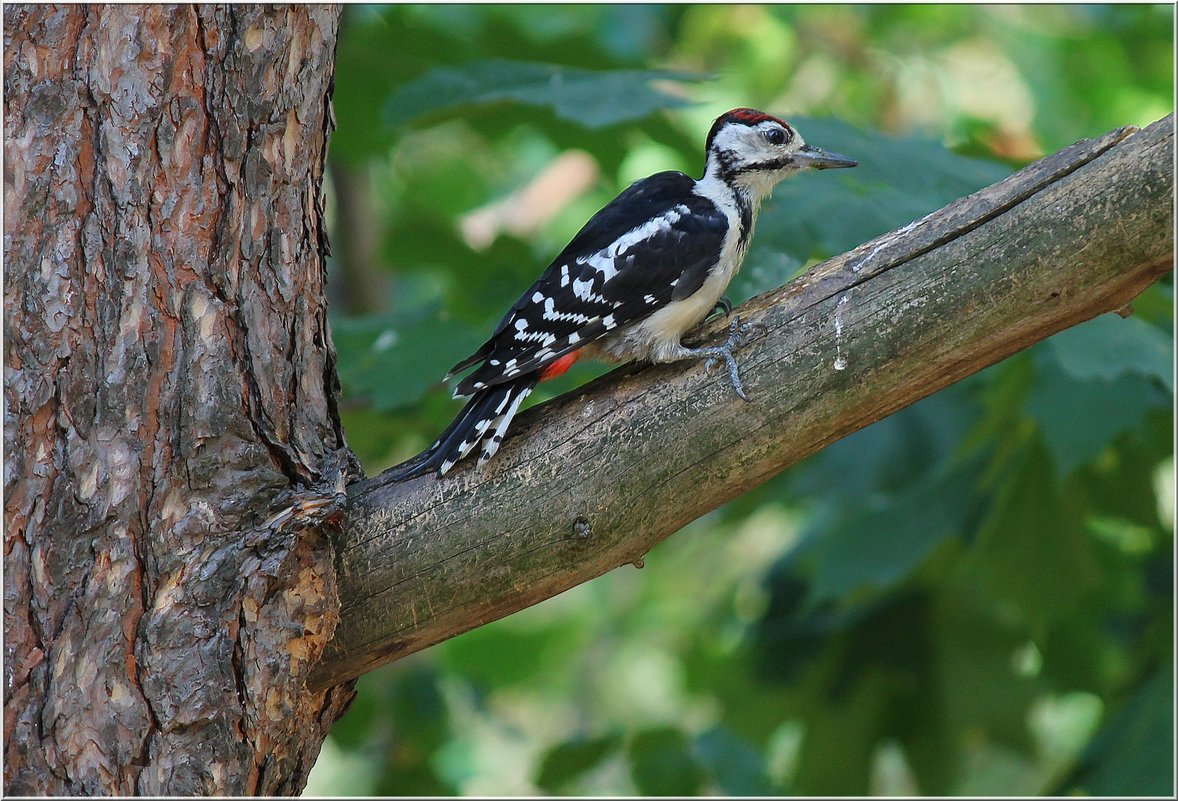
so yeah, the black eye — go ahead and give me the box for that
[764,127,787,145]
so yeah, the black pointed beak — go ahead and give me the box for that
[795,143,857,170]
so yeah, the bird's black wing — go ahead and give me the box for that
[451,171,728,395]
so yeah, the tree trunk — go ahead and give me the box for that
[310,114,1174,690]
[4,5,355,795]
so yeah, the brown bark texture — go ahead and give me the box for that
[4,4,355,795]
[311,115,1174,691]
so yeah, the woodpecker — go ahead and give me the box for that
[390,108,856,480]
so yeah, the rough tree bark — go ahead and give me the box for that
[310,115,1174,690]
[4,5,355,795]
[3,3,1173,792]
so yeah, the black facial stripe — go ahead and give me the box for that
[730,157,795,176]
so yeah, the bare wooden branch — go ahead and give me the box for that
[312,115,1174,691]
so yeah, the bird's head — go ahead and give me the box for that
[704,108,857,199]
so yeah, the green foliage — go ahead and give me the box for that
[309,3,1173,797]
[384,60,705,130]
[536,734,619,793]
[1059,663,1175,796]
[628,727,705,795]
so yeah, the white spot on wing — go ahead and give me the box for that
[573,277,595,300]
[542,297,590,325]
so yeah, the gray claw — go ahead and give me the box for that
[734,318,767,346]
[691,315,759,401]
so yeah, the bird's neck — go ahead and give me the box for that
[696,161,757,244]
[701,154,780,211]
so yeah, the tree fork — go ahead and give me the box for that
[312,114,1174,691]
[5,5,355,794]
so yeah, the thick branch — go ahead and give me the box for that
[314,116,1174,690]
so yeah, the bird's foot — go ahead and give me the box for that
[692,316,766,402]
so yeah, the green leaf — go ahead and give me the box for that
[1045,312,1174,393]
[966,437,1103,628]
[781,385,987,609]
[535,734,620,793]
[385,60,705,130]
[800,469,979,608]
[436,617,589,691]
[628,727,705,796]
[333,312,484,412]
[790,380,984,502]
[791,669,888,795]
[695,726,777,795]
[1026,352,1166,476]
[1061,664,1175,796]
[931,591,1040,755]
[364,665,460,796]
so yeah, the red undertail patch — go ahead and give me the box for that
[539,351,581,381]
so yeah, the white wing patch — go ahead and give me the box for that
[575,205,688,282]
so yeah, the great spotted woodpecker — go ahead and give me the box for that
[390,108,856,480]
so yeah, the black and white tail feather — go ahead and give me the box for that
[388,108,856,481]
[386,377,538,481]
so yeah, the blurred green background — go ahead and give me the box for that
[307,4,1173,796]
